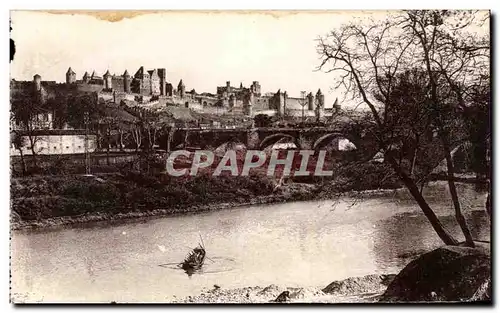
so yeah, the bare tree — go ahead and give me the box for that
[101,116,117,165]
[317,10,489,246]
[142,112,163,152]
[403,10,489,247]
[11,94,47,169]
[131,122,143,152]
[11,131,27,175]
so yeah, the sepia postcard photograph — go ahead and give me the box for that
[8,9,491,304]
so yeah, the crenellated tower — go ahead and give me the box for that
[251,81,261,96]
[243,90,254,116]
[157,68,167,96]
[150,69,160,95]
[275,89,286,117]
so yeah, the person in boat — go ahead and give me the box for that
[182,245,206,269]
[192,246,206,262]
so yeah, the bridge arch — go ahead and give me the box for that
[214,140,247,156]
[313,133,357,152]
[259,133,301,150]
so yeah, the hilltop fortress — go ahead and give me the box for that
[11,66,340,119]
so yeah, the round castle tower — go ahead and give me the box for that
[66,67,76,84]
[307,92,315,111]
[33,74,42,91]
[315,89,325,121]
[178,79,186,98]
[123,70,130,93]
[104,70,112,90]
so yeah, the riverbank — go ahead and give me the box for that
[9,273,396,303]
[171,274,396,303]
[11,168,401,231]
[11,184,398,231]
[172,242,491,304]
[10,187,306,230]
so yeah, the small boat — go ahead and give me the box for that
[180,244,206,271]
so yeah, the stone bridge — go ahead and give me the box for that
[161,126,379,158]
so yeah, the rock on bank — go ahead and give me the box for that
[380,242,491,303]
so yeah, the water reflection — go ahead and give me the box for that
[159,256,237,278]
[372,210,490,272]
[467,210,491,241]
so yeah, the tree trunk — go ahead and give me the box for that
[95,126,102,151]
[152,128,157,151]
[28,135,38,169]
[386,154,459,246]
[133,128,142,152]
[184,130,189,149]
[411,19,473,247]
[146,127,151,151]
[410,148,417,176]
[166,128,172,156]
[119,130,124,151]
[106,127,111,166]
[137,131,141,151]
[165,127,175,171]
[419,180,426,195]
[106,145,110,165]
[440,133,475,247]
[468,107,489,192]
[410,134,419,177]
[18,149,26,176]
[486,187,491,219]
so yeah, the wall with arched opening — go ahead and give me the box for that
[313,133,358,152]
[259,133,301,150]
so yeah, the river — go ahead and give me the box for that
[10,182,490,303]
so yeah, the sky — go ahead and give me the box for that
[10,10,393,107]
